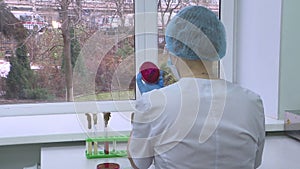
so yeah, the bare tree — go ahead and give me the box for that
[57,0,83,101]
[59,0,72,101]
[157,0,181,48]
[106,0,134,33]
[183,0,208,6]
[112,0,125,29]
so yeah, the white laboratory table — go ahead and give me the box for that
[257,135,300,169]
[41,145,134,169]
[41,135,300,169]
[0,106,296,169]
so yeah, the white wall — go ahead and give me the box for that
[235,0,282,119]
[279,0,300,119]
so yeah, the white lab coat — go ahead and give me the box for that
[129,78,265,169]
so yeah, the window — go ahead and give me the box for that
[1,0,135,105]
[0,0,251,142]
[0,1,225,111]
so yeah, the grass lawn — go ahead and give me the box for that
[74,90,135,101]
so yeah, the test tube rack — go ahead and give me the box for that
[85,135,129,159]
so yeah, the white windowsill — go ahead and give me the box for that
[0,114,285,146]
[265,116,284,132]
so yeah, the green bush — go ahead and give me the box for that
[23,88,54,100]
[5,44,35,99]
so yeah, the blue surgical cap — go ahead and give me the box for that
[165,6,226,61]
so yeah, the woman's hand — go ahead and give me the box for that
[136,70,164,94]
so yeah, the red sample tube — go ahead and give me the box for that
[104,141,109,154]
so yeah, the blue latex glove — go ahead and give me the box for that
[136,70,164,94]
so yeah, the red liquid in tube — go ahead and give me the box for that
[104,142,109,154]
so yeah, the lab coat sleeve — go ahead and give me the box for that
[129,122,154,168]
[254,97,265,168]
[128,94,155,168]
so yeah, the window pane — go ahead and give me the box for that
[157,0,220,80]
[0,0,135,104]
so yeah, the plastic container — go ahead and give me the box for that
[139,61,160,84]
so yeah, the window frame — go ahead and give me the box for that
[0,0,234,117]
[219,0,236,82]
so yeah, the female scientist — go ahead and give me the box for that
[128,6,265,169]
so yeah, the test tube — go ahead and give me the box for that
[104,126,109,154]
[113,140,117,152]
[93,113,98,135]
[103,112,111,154]
[86,141,93,155]
[85,113,92,129]
[94,141,98,154]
